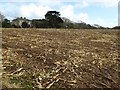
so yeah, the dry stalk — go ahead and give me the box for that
[102,76,117,84]
[6,68,23,76]
[46,78,60,88]
[99,82,110,88]
[46,66,68,88]
[90,84,99,88]
[12,68,23,74]
[36,78,44,88]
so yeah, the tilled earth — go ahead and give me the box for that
[2,28,120,89]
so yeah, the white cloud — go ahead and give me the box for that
[64,0,119,7]
[59,5,89,23]
[86,0,119,7]
[75,1,89,8]
[96,18,105,24]
[74,0,119,8]
[0,0,62,7]
[1,0,119,7]
[20,4,52,19]
[87,17,117,28]
[59,5,75,21]
[79,13,89,22]
[37,0,62,7]
[0,3,20,19]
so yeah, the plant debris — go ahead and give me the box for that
[2,28,120,89]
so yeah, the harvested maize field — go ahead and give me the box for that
[2,28,120,89]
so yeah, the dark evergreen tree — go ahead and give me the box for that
[22,22,30,28]
[2,19,12,28]
[45,11,63,28]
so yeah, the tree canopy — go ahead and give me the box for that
[2,18,12,28]
[22,22,30,28]
[45,11,63,28]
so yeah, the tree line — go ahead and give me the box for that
[1,11,63,28]
[0,11,119,29]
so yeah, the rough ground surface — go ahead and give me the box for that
[2,28,120,89]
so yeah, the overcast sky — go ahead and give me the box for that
[0,0,119,27]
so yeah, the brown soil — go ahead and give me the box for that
[2,28,120,89]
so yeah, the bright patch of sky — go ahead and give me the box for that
[0,0,119,28]
[118,1,120,26]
